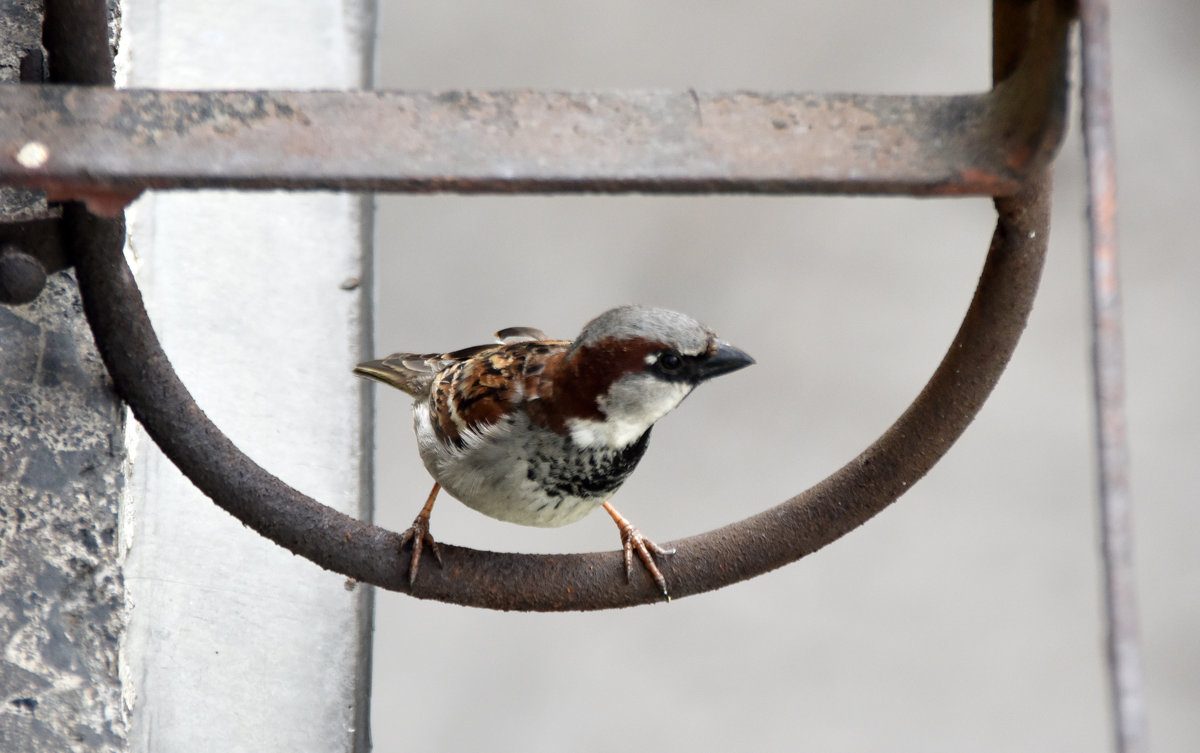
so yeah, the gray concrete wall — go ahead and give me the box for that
[1,275,126,752]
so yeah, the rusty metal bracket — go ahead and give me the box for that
[1,1,1071,210]
[21,0,1072,611]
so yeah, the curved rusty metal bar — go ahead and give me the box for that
[67,173,1050,611]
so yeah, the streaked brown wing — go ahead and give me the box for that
[355,322,569,443]
[431,340,569,446]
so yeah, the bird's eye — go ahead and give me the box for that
[657,350,683,373]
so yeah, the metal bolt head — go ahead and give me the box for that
[0,244,49,304]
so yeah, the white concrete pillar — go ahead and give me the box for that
[117,1,376,751]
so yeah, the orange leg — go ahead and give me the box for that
[399,482,444,585]
[603,500,675,600]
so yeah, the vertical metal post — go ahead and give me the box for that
[1080,1,1147,751]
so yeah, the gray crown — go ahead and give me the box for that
[571,305,714,356]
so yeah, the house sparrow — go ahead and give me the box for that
[355,305,754,599]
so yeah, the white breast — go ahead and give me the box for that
[411,403,603,527]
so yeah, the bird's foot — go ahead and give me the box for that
[398,515,442,586]
[399,483,444,585]
[603,501,675,601]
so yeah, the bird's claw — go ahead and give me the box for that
[603,500,674,600]
[615,519,675,601]
[398,513,442,586]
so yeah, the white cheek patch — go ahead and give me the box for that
[571,378,693,449]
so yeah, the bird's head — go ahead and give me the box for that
[546,305,755,449]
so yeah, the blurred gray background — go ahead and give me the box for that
[368,2,1199,751]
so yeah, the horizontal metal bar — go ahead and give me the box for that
[3,86,1037,199]
[0,0,1070,208]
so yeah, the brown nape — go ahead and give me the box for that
[530,337,664,433]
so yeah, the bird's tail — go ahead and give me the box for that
[353,355,435,398]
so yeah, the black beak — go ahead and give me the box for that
[695,341,755,382]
